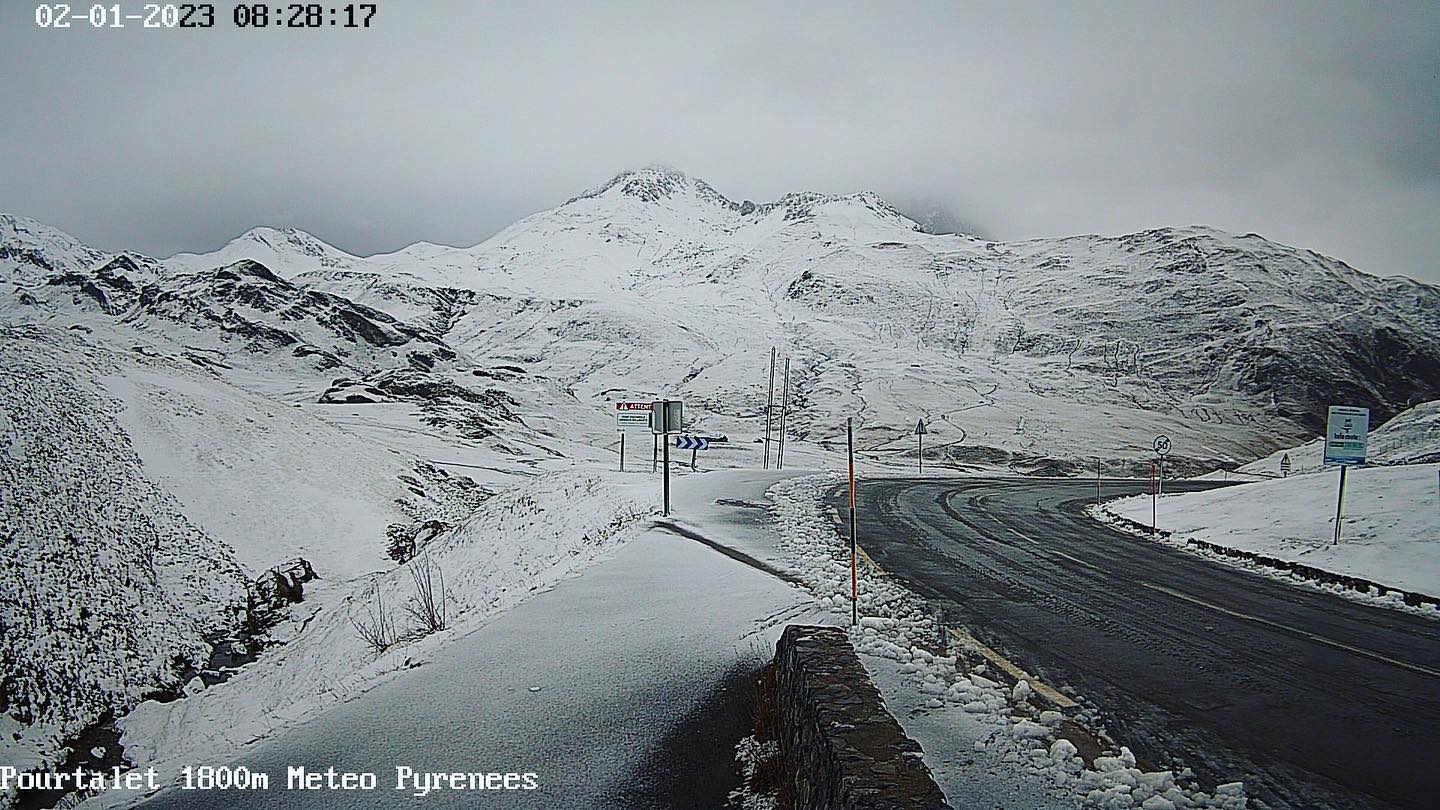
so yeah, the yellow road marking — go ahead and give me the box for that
[948,626,1080,709]
[1140,581,1440,680]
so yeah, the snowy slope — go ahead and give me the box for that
[22,166,1418,476]
[272,167,1440,475]
[0,328,247,775]
[1102,464,1440,598]
[0,326,483,784]
[1239,399,1440,478]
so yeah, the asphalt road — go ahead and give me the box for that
[833,477,1440,810]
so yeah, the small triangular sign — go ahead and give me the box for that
[915,419,927,435]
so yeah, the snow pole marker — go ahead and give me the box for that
[1150,460,1157,535]
[763,347,776,469]
[777,357,791,469]
[848,417,858,628]
[619,432,625,472]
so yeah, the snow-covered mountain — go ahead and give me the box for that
[8,167,1440,474]
[184,166,1440,473]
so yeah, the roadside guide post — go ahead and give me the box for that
[1150,461,1157,535]
[651,400,684,516]
[777,358,791,469]
[1323,405,1369,544]
[674,435,710,470]
[848,417,858,627]
[763,347,776,469]
[915,418,927,474]
[1096,459,1102,508]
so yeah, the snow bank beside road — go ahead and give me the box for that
[1102,464,1440,599]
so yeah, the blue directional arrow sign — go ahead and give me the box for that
[674,435,709,450]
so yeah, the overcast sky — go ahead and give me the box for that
[2,1,1436,282]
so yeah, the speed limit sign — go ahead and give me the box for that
[1153,435,1172,456]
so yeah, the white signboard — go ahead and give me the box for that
[615,401,652,432]
[1323,405,1369,466]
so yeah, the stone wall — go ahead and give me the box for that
[774,624,951,810]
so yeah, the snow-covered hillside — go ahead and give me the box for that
[0,325,486,785]
[166,166,1440,474]
[1239,400,1440,478]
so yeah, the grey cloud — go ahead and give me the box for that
[0,1,1435,282]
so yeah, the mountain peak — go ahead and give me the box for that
[566,165,737,209]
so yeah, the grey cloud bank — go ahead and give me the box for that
[1,1,1436,282]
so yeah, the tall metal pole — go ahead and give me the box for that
[663,433,671,516]
[917,429,923,474]
[1332,465,1349,545]
[777,358,791,469]
[652,434,658,473]
[848,417,858,628]
[763,348,776,469]
[619,432,625,472]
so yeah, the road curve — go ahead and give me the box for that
[832,477,1440,810]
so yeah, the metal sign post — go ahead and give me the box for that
[651,400,684,516]
[1324,405,1369,544]
[1096,459,1102,507]
[848,417,858,628]
[619,433,625,471]
[915,419,927,474]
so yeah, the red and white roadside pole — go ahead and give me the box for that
[848,417,858,627]
[1150,461,1158,535]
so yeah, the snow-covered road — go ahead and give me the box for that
[114,473,820,809]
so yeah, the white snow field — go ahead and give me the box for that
[1101,463,1440,600]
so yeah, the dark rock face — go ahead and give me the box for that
[27,255,457,375]
[250,557,317,612]
[775,625,951,810]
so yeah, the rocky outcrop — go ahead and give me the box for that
[775,625,951,810]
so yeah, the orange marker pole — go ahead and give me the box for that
[848,417,858,627]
